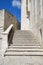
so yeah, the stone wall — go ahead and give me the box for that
[30,0,43,46]
[0,9,20,31]
[0,9,5,39]
[4,9,20,31]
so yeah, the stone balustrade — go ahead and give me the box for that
[2,24,13,34]
[1,24,13,56]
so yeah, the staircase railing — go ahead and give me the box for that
[1,24,14,56]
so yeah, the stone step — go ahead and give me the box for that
[10,44,40,46]
[15,30,31,33]
[13,37,38,41]
[13,30,40,45]
[4,51,43,56]
[13,43,40,47]
[14,30,34,35]
[14,31,36,38]
[14,33,36,38]
[14,34,34,36]
[13,37,38,40]
[6,48,43,52]
[12,42,39,46]
[13,39,39,43]
[9,45,40,49]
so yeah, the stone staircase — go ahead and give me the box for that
[4,30,41,56]
[2,30,43,65]
[12,30,40,46]
[4,45,41,56]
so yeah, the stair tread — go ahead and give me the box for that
[10,43,40,46]
[4,51,43,56]
[9,45,40,47]
[9,47,40,49]
[6,48,43,52]
[9,45,40,48]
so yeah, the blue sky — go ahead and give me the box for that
[0,0,21,22]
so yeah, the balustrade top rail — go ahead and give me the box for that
[2,24,13,35]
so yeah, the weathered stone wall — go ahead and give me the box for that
[4,10,20,31]
[0,9,20,31]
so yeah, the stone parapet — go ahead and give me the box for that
[1,24,13,56]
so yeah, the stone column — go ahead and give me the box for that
[40,0,43,19]
[35,0,40,24]
[21,0,30,30]
[28,0,30,11]
[30,0,35,31]
[21,0,27,30]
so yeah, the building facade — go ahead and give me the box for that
[21,0,43,46]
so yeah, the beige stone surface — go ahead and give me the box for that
[0,56,43,65]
